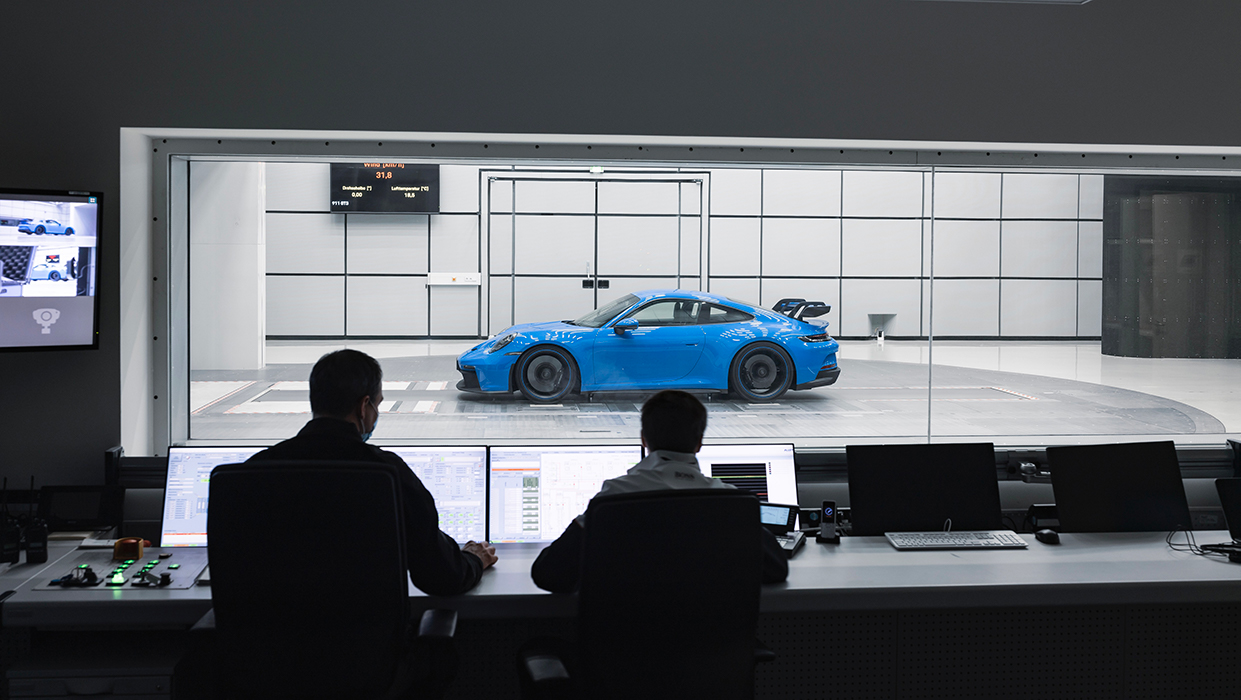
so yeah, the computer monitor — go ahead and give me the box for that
[387,447,487,543]
[161,446,264,546]
[846,442,1002,536]
[1214,478,1241,542]
[696,443,798,507]
[1047,441,1191,533]
[488,445,642,542]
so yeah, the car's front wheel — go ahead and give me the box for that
[63,227,74,236]
[515,346,578,403]
[729,341,793,401]
[49,271,60,281]
[35,226,44,234]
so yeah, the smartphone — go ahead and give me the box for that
[820,501,837,537]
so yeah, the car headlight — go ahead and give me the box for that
[486,333,518,353]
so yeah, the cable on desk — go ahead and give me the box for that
[1166,527,1234,559]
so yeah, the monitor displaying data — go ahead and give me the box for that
[161,446,263,546]
[387,447,487,543]
[489,445,642,542]
[696,444,798,507]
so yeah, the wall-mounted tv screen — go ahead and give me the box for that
[0,188,101,350]
[330,163,440,213]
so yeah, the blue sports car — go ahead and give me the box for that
[456,289,840,403]
[18,219,75,235]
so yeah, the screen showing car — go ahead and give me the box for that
[0,189,101,350]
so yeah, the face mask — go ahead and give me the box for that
[360,400,378,442]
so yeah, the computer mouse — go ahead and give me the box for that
[1034,528,1060,545]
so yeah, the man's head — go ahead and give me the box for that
[309,349,383,436]
[640,390,708,454]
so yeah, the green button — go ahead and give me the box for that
[168,564,180,569]
[78,564,88,569]
[149,560,160,565]
[124,560,135,565]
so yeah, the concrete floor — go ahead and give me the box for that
[188,340,1239,445]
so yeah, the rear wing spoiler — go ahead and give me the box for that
[772,298,832,320]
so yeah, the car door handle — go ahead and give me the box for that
[685,343,699,346]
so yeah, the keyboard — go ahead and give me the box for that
[773,531,806,557]
[885,530,1027,550]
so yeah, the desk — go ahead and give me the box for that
[5,534,1241,698]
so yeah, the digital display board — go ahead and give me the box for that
[330,163,439,213]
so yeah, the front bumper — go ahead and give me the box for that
[455,355,515,394]
[793,365,841,390]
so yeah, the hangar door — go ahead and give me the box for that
[487,176,704,333]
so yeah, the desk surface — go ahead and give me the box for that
[7,533,1241,628]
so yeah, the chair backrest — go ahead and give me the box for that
[578,489,762,699]
[208,461,411,699]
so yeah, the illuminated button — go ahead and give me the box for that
[168,564,180,569]
[78,564,88,569]
[124,560,135,565]
[149,560,160,565]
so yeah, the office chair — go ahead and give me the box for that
[189,461,458,700]
[518,489,773,700]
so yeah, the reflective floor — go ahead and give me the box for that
[188,340,1241,444]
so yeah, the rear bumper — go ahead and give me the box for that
[793,365,840,390]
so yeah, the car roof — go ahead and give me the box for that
[633,289,766,313]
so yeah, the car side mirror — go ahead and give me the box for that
[613,318,638,335]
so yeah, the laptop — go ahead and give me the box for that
[760,502,805,558]
[1202,478,1241,553]
[1047,441,1191,533]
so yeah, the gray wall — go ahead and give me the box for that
[4,0,1240,483]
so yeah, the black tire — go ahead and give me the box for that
[515,346,578,403]
[49,271,60,281]
[728,341,793,402]
[35,225,44,234]
[63,227,73,236]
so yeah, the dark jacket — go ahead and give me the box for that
[248,417,484,595]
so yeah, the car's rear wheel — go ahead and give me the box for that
[728,341,793,401]
[64,227,74,236]
[49,271,60,281]
[515,346,578,403]
[35,226,44,234]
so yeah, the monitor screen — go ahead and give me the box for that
[696,444,798,507]
[759,502,797,532]
[161,446,264,546]
[0,188,101,350]
[387,447,487,543]
[846,443,1002,536]
[488,445,642,542]
[1047,441,1190,533]
[329,163,440,212]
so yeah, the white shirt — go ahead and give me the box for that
[573,449,731,526]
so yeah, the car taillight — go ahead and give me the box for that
[799,333,831,342]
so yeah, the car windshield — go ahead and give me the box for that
[573,294,639,328]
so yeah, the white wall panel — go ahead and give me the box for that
[265,163,330,212]
[597,182,679,214]
[931,172,1001,219]
[1002,173,1079,219]
[926,220,999,277]
[841,170,923,218]
[762,218,841,277]
[708,218,761,276]
[512,277,596,326]
[761,169,841,216]
[1077,280,1102,336]
[681,182,703,214]
[489,277,512,333]
[840,279,921,336]
[346,276,427,336]
[602,276,681,300]
[489,177,514,213]
[513,215,594,275]
[430,215,479,271]
[680,217,701,276]
[438,165,481,213]
[926,279,999,336]
[709,169,762,215]
[760,277,841,332]
[841,219,922,277]
[266,213,344,273]
[1077,221,1103,278]
[707,277,760,304]
[1000,221,1078,278]
[489,215,513,273]
[266,276,344,335]
[1000,279,1076,336]
[597,216,680,276]
[346,214,428,274]
[1079,175,1104,219]
[431,286,479,336]
[514,180,595,213]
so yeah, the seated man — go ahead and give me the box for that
[531,390,789,593]
[248,349,497,595]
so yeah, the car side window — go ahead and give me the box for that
[625,300,702,326]
[700,303,754,324]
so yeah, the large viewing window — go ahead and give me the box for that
[155,141,1238,450]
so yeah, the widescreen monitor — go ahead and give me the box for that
[488,445,642,542]
[1047,441,1190,533]
[0,188,101,350]
[696,444,798,507]
[846,443,1003,536]
[387,447,487,543]
[161,446,264,546]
